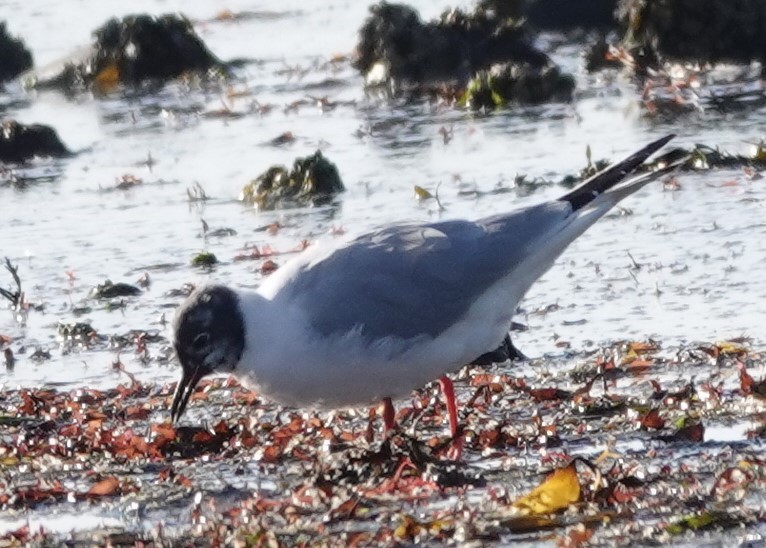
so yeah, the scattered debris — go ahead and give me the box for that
[113,173,143,190]
[4,347,14,369]
[0,257,23,309]
[267,131,296,147]
[0,337,764,543]
[201,220,237,239]
[90,280,142,299]
[186,182,209,202]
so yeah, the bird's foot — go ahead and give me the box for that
[436,376,464,460]
[445,434,464,461]
[438,376,459,436]
[383,397,396,433]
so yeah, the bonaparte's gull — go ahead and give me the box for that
[171,135,677,441]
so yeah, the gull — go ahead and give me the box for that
[171,135,676,444]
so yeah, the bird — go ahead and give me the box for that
[171,134,677,445]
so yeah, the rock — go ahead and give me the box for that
[354,1,551,87]
[240,151,345,210]
[618,0,766,68]
[30,13,225,91]
[0,21,33,84]
[0,121,71,163]
[464,62,575,108]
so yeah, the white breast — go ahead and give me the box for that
[233,277,516,410]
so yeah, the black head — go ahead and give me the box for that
[170,284,245,422]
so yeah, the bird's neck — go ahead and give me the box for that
[233,290,306,389]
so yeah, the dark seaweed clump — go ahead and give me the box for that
[354,2,551,87]
[0,22,33,84]
[32,14,225,91]
[464,62,575,109]
[93,14,224,83]
[240,151,345,210]
[619,0,766,69]
[90,280,142,300]
[191,252,218,268]
[522,0,618,31]
[0,120,70,163]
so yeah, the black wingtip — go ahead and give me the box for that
[649,133,676,149]
[561,134,675,211]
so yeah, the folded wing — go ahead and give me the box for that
[277,201,572,343]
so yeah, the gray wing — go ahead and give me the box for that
[279,200,571,343]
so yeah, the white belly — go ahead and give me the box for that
[236,279,517,410]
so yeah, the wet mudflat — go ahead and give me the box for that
[3,0,766,544]
[3,342,766,545]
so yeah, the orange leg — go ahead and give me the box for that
[383,397,396,433]
[439,376,458,437]
[439,376,464,460]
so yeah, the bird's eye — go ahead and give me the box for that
[192,333,210,351]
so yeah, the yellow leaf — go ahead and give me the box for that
[513,463,580,515]
[216,9,235,21]
[87,476,120,497]
[621,342,656,367]
[427,518,452,535]
[627,341,658,353]
[751,141,766,161]
[414,185,434,200]
[394,515,422,541]
[620,348,639,365]
[94,63,121,93]
[0,456,19,467]
[715,341,747,356]
[393,515,451,541]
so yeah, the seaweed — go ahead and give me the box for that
[240,151,345,210]
[354,1,551,88]
[0,21,33,83]
[29,13,226,91]
[0,120,71,163]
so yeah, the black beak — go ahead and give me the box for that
[170,364,205,423]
